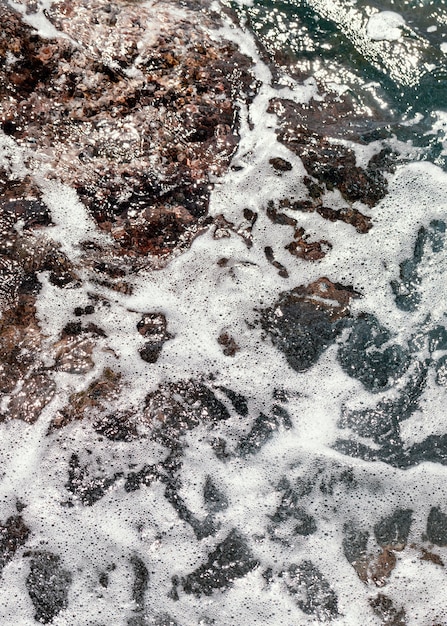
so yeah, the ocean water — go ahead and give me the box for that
[1,0,447,624]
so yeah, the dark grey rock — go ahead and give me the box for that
[181,530,258,596]
[0,515,30,574]
[337,313,409,392]
[342,522,369,566]
[237,407,291,456]
[426,507,447,546]
[262,296,340,373]
[391,220,446,312]
[65,453,122,506]
[203,476,228,513]
[26,552,72,624]
[374,509,413,548]
[217,387,248,417]
[284,561,339,621]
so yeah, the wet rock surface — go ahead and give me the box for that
[237,405,292,456]
[138,312,172,363]
[333,217,447,470]
[25,552,72,624]
[261,278,358,372]
[370,594,406,626]
[337,313,410,392]
[180,530,258,596]
[426,507,447,547]
[0,1,446,624]
[283,561,339,621]
[0,515,30,574]
[268,98,392,208]
[50,368,122,432]
[0,0,253,259]
[145,379,231,447]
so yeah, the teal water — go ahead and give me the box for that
[230,0,447,166]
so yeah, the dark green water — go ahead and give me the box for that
[230,0,447,166]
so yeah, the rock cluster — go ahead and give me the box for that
[0,0,254,428]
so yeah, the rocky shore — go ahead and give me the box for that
[1,1,446,624]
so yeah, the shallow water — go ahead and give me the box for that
[1,0,447,624]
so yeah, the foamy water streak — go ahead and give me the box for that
[0,1,447,625]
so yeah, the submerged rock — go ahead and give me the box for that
[374,509,413,551]
[129,554,149,622]
[217,331,240,357]
[269,481,317,543]
[26,552,72,624]
[283,561,339,621]
[49,368,122,431]
[145,379,231,446]
[337,313,410,392]
[237,406,292,456]
[261,278,358,372]
[181,530,258,596]
[391,220,446,312]
[268,98,391,208]
[65,453,121,506]
[426,507,447,547]
[370,594,406,626]
[137,312,172,363]
[0,515,30,575]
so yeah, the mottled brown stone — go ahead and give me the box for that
[292,277,360,320]
[0,0,255,427]
[49,368,121,431]
[420,547,444,567]
[264,246,289,278]
[285,230,332,262]
[137,312,172,363]
[269,157,292,172]
[217,332,240,357]
[368,547,397,587]
[0,0,254,259]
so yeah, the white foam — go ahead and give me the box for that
[366,11,406,42]
[7,0,71,40]
[39,179,112,259]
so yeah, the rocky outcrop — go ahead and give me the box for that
[1,0,254,258]
[0,0,254,430]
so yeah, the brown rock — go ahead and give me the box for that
[269,157,293,172]
[137,313,172,364]
[0,515,30,572]
[0,0,254,260]
[49,368,121,431]
[368,547,397,587]
[264,246,289,278]
[286,231,332,261]
[420,547,444,567]
[217,332,240,357]
[7,372,56,424]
